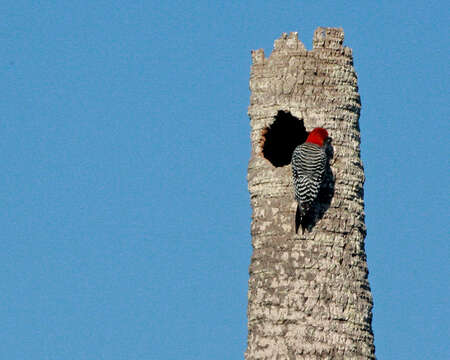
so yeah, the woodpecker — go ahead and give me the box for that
[291,127,329,233]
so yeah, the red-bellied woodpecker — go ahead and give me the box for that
[291,127,329,233]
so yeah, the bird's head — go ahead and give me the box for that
[306,127,329,147]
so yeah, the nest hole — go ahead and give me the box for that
[260,111,308,167]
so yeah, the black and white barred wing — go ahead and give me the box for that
[291,142,327,212]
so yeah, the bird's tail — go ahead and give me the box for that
[295,203,311,234]
[295,204,303,234]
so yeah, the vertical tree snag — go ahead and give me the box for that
[246,28,375,359]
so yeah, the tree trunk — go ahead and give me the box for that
[246,28,375,359]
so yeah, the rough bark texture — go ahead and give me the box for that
[246,28,375,359]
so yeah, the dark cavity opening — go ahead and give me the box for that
[260,110,308,167]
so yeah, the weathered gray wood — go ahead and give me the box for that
[246,28,375,359]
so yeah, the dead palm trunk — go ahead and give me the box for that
[246,28,375,359]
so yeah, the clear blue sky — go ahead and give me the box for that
[1,1,448,359]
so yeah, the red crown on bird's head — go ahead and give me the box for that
[306,128,329,147]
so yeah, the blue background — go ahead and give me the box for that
[1,1,448,359]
